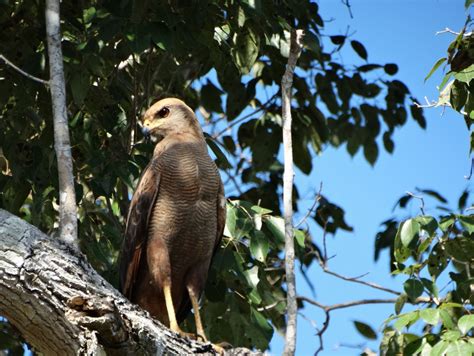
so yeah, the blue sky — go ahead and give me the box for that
[269,1,471,355]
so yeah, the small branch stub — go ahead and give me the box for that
[281,28,304,356]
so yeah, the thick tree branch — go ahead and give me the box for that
[45,0,78,246]
[281,28,304,356]
[0,209,258,355]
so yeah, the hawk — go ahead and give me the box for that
[119,98,226,344]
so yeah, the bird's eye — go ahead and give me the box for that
[157,107,170,118]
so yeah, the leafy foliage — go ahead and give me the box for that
[375,188,474,354]
[0,0,425,352]
[424,8,474,151]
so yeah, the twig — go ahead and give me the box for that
[464,158,474,180]
[298,294,432,356]
[282,28,304,356]
[435,28,461,36]
[406,191,426,215]
[296,182,323,228]
[320,267,401,296]
[341,0,354,19]
[0,54,49,85]
[45,0,78,246]
[212,93,278,139]
[298,295,431,312]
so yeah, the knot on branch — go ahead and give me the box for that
[66,295,129,348]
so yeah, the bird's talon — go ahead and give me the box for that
[212,343,225,355]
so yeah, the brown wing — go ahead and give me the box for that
[176,176,226,323]
[119,162,160,299]
[214,179,226,256]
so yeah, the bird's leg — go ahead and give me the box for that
[187,285,207,342]
[187,285,225,355]
[163,281,183,334]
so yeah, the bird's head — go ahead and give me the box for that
[140,98,202,142]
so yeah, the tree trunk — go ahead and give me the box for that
[281,29,304,356]
[0,209,256,355]
[45,0,78,247]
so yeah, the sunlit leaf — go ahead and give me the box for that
[425,57,446,82]
[458,314,474,335]
[400,219,420,247]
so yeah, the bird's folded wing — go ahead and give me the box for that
[119,162,160,299]
[214,179,226,256]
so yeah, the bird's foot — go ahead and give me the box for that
[212,343,225,355]
[171,327,198,340]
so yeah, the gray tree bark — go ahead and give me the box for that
[0,209,256,355]
[281,29,304,356]
[45,0,78,247]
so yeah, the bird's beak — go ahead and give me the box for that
[141,125,151,138]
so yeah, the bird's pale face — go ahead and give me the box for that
[141,98,200,142]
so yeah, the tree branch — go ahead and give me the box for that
[45,0,78,246]
[298,294,432,355]
[282,28,304,356]
[295,182,323,228]
[298,295,431,312]
[0,55,50,85]
[0,209,259,355]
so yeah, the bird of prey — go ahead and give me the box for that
[119,98,226,344]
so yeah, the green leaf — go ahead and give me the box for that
[420,277,439,298]
[420,308,439,325]
[201,81,223,113]
[450,81,468,111]
[445,237,474,262]
[467,0,474,9]
[393,311,419,331]
[351,40,368,60]
[415,215,438,236]
[418,189,447,203]
[353,320,377,339]
[264,216,285,243]
[70,72,89,106]
[417,237,433,255]
[441,330,461,341]
[400,219,420,247]
[330,35,345,45]
[439,309,456,330]
[294,229,305,248]
[430,340,449,356]
[395,293,407,315]
[410,104,427,128]
[303,31,321,55]
[425,57,446,82]
[243,265,259,288]
[383,131,394,153]
[458,214,474,233]
[439,72,453,91]
[204,134,232,169]
[232,27,260,74]
[458,314,474,335]
[363,140,378,165]
[384,63,398,75]
[403,278,424,301]
[445,340,474,356]
[439,215,455,232]
[394,223,411,263]
[83,7,96,24]
[250,230,269,263]
[454,64,474,84]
